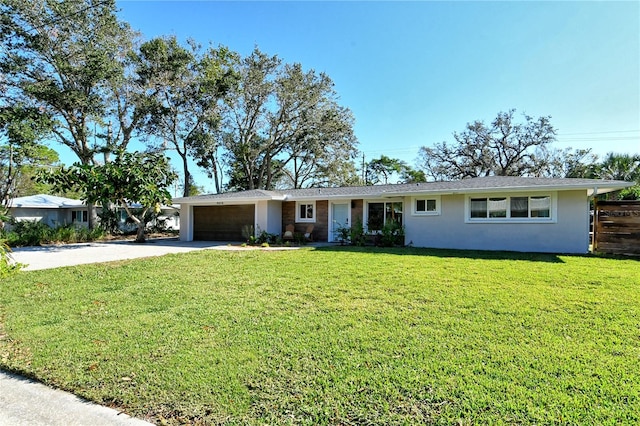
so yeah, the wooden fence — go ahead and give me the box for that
[593,200,640,256]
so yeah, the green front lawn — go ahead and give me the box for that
[1,247,639,425]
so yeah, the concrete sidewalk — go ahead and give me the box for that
[10,238,229,271]
[0,371,152,426]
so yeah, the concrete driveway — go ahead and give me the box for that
[10,238,230,271]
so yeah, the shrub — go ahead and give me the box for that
[255,230,278,245]
[0,239,23,277]
[349,219,367,246]
[378,221,405,247]
[241,225,255,242]
[7,220,51,246]
[4,221,105,247]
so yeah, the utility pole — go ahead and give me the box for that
[362,153,366,185]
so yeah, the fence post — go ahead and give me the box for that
[592,197,598,253]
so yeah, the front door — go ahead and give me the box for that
[331,203,350,242]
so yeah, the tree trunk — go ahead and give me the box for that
[135,223,146,243]
[210,154,221,194]
[182,154,191,197]
[87,202,97,230]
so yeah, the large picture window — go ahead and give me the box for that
[467,195,553,221]
[367,201,403,231]
[296,202,315,222]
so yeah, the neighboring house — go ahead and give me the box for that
[5,194,88,229]
[5,194,180,231]
[174,176,632,254]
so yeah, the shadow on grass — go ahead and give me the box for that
[312,244,568,263]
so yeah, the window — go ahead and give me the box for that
[467,194,554,222]
[510,197,528,218]
[488,197,507,218]
[531,196,551,218]
[470,198,487,218]
[413,196,440,215]
[296,202,315,222]
[366,201,403,231]
[71,210,87,223]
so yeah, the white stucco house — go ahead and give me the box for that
[4,194,180,231]
[5,194,88,229]
[174,176,632,254]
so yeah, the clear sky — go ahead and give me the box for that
[110,0,639,192]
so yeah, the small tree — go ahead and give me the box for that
[37,151,177,242]
[593,153,640,200]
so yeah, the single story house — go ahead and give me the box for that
[174,176,632,254]
[4,194,88,229]
[4,194,180,231]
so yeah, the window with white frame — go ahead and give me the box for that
[467,194,553,221]
[412,196,440,215]
[296,202,315,222]
[71,210,88,223]
[366,201,403,231]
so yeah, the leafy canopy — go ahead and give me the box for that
[37,151,177,242]
[418,109,557,180]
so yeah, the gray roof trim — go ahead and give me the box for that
[174,177,633,204]
[173,190,286,204]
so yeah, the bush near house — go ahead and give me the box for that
[0,247,638,425]
[0,239,23,277]
[2,220,105,247]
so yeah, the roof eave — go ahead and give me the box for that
[174,195,287,205]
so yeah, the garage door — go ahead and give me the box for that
[193,205,255,241]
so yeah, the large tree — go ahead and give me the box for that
[533,147,598,179]
[365,155,425,185]
[0,0,135,164]
[37,151,177,243]
[0,105,58,212]
[134,36,237,197]
[218,48,358,191]
[1,0,138,228]
[417,110,557,181]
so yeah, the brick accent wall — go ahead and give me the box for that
[282,200,329,242]
[351,199,363,227]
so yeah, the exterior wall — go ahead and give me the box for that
[179,204,193,241]
[267,201,282,236]
[404,190,589,253]
[351,199,364,228]
[256,200,282,236]
[282,200,329,241]
[8,208,85,229]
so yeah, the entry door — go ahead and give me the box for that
[331,203,350,242]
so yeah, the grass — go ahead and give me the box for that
[1,246,639,425]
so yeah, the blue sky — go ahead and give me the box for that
[110,0,638,191]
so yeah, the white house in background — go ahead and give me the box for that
[5,194,180,231]
[5,194,88,229]
[173,176,632,254]
[114,204,181,232]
